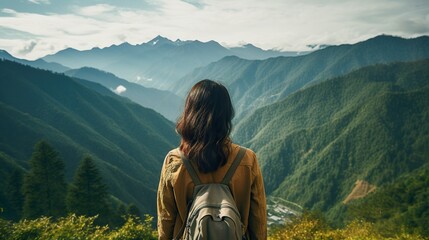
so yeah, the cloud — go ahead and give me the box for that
[117,34,126,42]
[113,85,127,94]
[0,9,111,59]
[18,40,37,54]
[181,0,206,9]
[0,26,37,39]
[77,4,116,16]
[396,18,429,35]
[2,8,17,15]
[28,0,50,5]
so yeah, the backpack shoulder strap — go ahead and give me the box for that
[221,147,247,185]
[180,151,202,185]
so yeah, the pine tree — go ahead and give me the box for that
[66,156,110,223]
[5,169,24,220]
[22,140,67,219]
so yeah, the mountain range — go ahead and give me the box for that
[171,35,429,120]
[41,35,304,89]
[0,59,179,217]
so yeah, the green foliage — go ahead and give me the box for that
[1,214,108,240]
[0,217,12,239]
[66,156,110,224]
[47,215,108,240]
[108,215,157,240]
[269,212,330,240]
[269,212,428,240]
[23,140,67,219]
[9,217,52,240]
[0,214,157,240]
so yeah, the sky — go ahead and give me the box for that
[0,0,428,60]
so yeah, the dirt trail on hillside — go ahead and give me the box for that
[343,180,376,204]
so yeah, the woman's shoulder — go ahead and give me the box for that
[162,148,184,173]
[231,142,256,155]
[230,143,258,166]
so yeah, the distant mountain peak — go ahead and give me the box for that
[119,42,132,47]
[50,47,80,56]
[205,40,224,47]
[369,34,397,40]
[147,35,174,46]
[361,34,422,45]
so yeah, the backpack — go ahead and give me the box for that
[177,147,247,240]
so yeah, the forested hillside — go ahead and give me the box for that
[173,35,429,119]
[0,60,179,217]
[347,162,429,236]
[234,59,429,224]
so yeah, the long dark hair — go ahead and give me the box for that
[176,79,234,173]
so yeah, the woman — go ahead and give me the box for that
[157,79,267,239]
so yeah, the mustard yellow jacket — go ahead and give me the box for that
[157,143,267,240]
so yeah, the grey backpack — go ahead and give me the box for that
[178,147,247,240]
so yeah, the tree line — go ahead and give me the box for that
[2,140,141,227]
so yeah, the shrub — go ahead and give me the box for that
[268,213,428,240]
[0,217,12,239]
[0,214,157,240]
[7,217,51,240]
[108,215,157,240]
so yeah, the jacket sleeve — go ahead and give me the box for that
[248,153,267,240]
[157,153,177,240]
